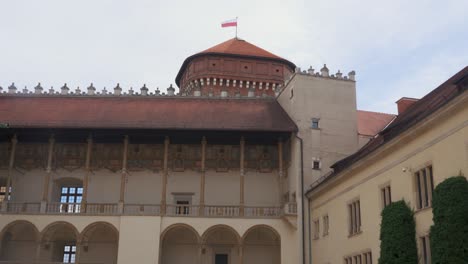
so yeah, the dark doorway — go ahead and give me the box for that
[215,254,228,264]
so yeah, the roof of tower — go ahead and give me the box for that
[175,38,296,86]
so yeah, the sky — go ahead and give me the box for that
[1,0,467,113]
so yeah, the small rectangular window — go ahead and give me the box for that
[63,244,76,263]
[313,219,320,239]
[420,235,431,264]
[312,160,321,170]
[363,251,372,264]
[311,118,320,129]
[348,200,361,235]
[415,165,434,209]
[381,185,392,208]
[323,215,329,236]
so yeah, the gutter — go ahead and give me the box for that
[295,134,306,264]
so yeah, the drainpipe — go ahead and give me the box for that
[295,134,306,264]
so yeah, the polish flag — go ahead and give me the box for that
[221,18,237,28]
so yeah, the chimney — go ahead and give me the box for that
[396,97,419,114]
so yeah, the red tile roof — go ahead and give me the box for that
[357,110,396,137]
[199,38,284,60]
[307,66,468,194]
[0,96,297,132]
[331,66,468,175]
[175,38,296,86]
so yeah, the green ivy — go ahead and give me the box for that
[430,176,468,264]
[379,200,418,264]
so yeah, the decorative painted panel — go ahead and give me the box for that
[54,143,86,171]
[127,144,163,171]
[15,143,47,170]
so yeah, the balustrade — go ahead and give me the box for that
[123,204,161,215]
[6,202,41,214]
[1,202,288,218]
[204,205,240,217]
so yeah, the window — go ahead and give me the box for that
[176,200,190,215]
[312,158,321,170]
[173,193,193,215]
[363,251,372,264]
[290,89,294,99]
[420,235,431,264]
[63,245,76,263]
[381,185,392,208]
[323,215,329,236]
[313,219,320,239]
[311,118,320,129]
[348,199,361,235]
[0,186,11,202]
[344,251,372,264]
[60,186,83,213]
[415,165,434,209]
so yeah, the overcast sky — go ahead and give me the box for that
[1,0,467,113]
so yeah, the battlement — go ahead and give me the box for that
[293,64,356,81]
[0,82,277,98]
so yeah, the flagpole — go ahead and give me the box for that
[235,17,238,38]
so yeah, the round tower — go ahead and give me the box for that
[175,38,296,97]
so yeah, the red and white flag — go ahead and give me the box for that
[221,18,237,28]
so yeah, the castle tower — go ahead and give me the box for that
[175,38,296,97]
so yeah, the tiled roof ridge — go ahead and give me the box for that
[357,109,396,117]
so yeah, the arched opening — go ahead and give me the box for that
[161,224,200,264]
[39,221,78,263]
[80,222,119,264]
[0,220,39,262]
[242,225,281,264]
[202,225,241,264]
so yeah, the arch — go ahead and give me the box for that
[0,220,40,262]
[80,222,119,264]
[160,223,201,243]
[160,223,201,264]
[38,221,79,263]
[201,224,241,245]
[40,221,79,243]
[0,220,40,242]
[201,225,242,264]
[242,225,281,264]
[80,221,119,244]
[241,224,281,243]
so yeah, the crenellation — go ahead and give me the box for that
[292,64,356,81]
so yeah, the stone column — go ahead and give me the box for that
[239,137,245,216]
[239,244,244,264]
[82,135,92,212]
[2,134,17,211]
[161,136,169,215]
[199,137,207,216]
[41,134,55,213]
[119,135,129,213]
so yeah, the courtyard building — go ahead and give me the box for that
[2,37,461,264]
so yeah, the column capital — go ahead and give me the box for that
[11,134,18,144]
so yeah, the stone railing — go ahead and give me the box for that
[244,206,282,218]
[5,202,41,214]
[1,202,294,218]
[283,202,298,215]
[166,204,200,217]
[204,205,240,217]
